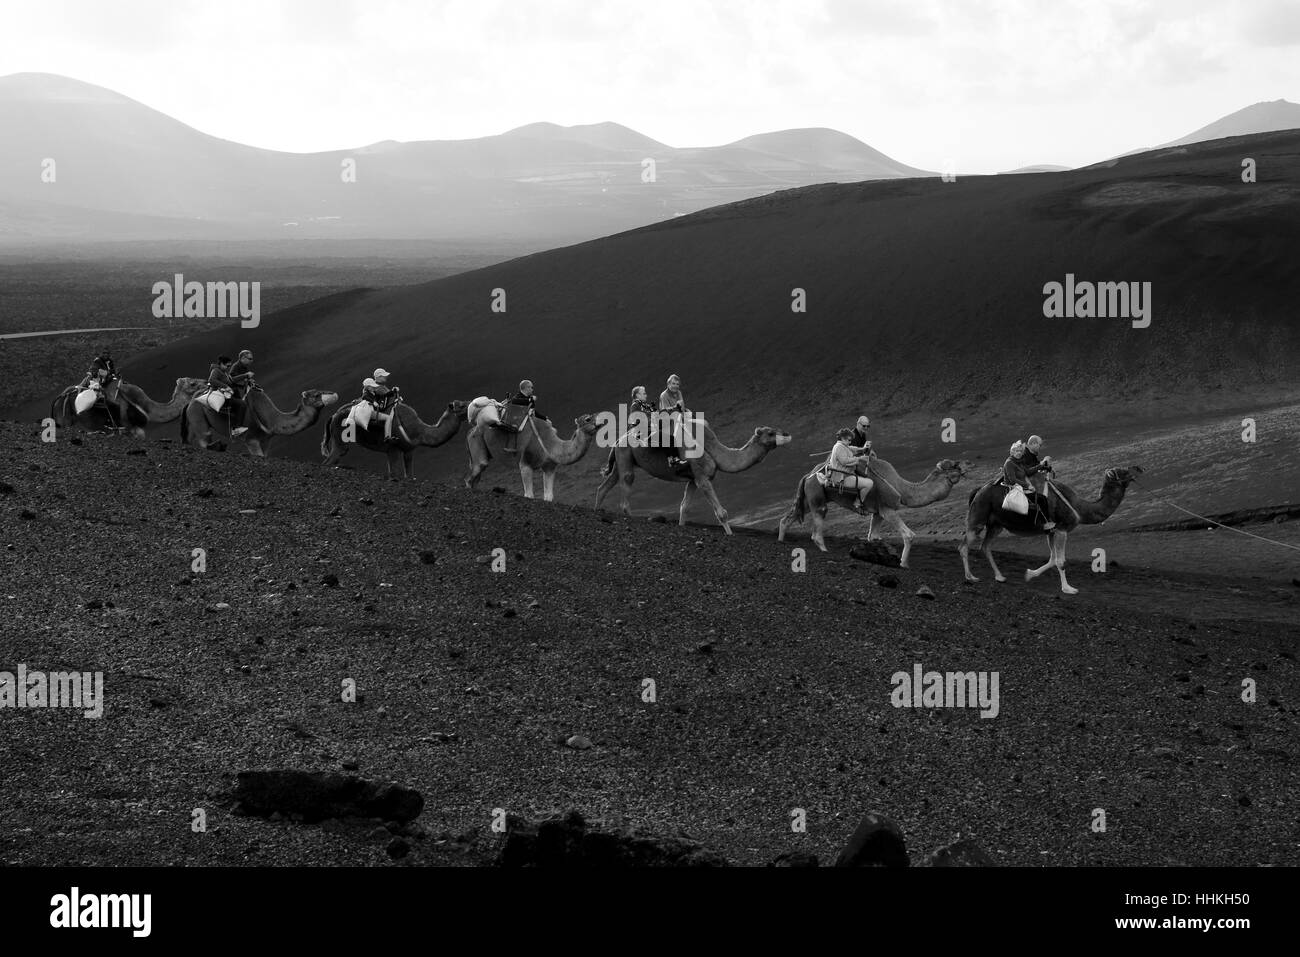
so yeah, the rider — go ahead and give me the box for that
[850,414,871,452]
[366,368,401,442]
[659,374,688,467]
[629,385,657,447]
[1004,440,1055,530]
[228,349,256,437]
[827,428,875,513]
[204,355,236,412]
[74,350,118,413]
[503,379,546,453]
[77,350,117,390]
[1023,434,1053,492]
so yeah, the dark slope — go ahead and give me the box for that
[1,422,1296,866]
[45,129,1300,506]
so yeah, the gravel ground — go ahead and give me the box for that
[1,421,1296,866]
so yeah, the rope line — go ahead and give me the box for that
[1132,481,1300,553]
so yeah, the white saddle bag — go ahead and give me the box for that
[1002,485,1029,515]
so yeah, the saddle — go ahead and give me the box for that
[496,402,531,432]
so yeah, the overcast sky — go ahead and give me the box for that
[3,0,1298,172]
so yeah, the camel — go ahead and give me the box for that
[594,423,792,534]
[50,377,206,439]
[778,456,975,566]
[465,412,600,501]
[321,399,468,479]
[959,466,1143,594]
[181,386,339,456]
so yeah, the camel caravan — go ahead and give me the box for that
[51,357,1140,593]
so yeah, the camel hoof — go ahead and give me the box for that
[899,561,910,569]
[1023,570,1035,581]
[965,575,979,583]
[995,575,1007,583]
[1061,585,1079,595]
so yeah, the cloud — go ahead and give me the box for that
[1241,0,1300,46]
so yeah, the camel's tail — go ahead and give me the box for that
[784,474,810,526]
[320,410,335,458]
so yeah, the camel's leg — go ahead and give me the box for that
[403,451,415,480]
[981,526,1007,582]
[519,462,535,499]
[1025,532,1057,582]
[322,431,346,467]
[960,528,981,581]
[811,507,827,552]
[679,482,696,525]
[777,510,790,542]
[618,468,634,518]
[881,510,916,569]
[384,448,402,479]
[866,513,877,541]
[694,477,732,535]
[465,437,489,489]
[1053,531,1076,595]
[541,467,556,503]
[594,467,619,510]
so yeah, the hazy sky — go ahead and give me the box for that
[3,0,1298,172]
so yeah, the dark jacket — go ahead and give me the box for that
[509,392,547,420]
[207,364,234,389]
[851,427,870,449]
[1022,449,1051,491]
[229,359,255,388]
[1003,456,1031,488]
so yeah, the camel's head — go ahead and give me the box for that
[937,458,977,479]
[177,377,207,397]
[574,413,600,436]
[302,390,340,409]
[753,427,792,449]
[1104,465,1143,488]
[447,399,469,416]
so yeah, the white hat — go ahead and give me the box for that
[856,415,870,429]
[363,377,378,389]
[373,368,389,379]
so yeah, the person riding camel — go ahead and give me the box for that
[826,428,875,513]
[850,414,872,453]
[1023,434,1053,493]
[601,385,659,476]
[503,379,547,453]
[74,350,119,414]
[228,349,256,437]
[78,351,117,389]
[659,374,688,467]
[1004,440,1054,530]
[203,355,236,413]
[365,368,401,442]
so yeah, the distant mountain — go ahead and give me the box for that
[1162,99,1300,147]
[0,72,932,245]
[1114,99,1300,159]
[998,164,1071,174]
